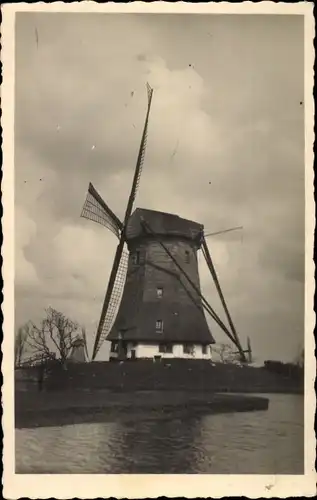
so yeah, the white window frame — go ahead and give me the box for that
[156,320,163,332]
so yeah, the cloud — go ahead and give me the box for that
[15,207,39,288]
[15,13,304,363]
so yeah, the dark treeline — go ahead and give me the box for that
[16,359,304,394]
[264,360,304,381]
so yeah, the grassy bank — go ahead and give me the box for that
[15,390,269,429]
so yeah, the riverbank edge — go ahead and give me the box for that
[15,392,269,429]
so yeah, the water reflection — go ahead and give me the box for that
[16,394,304,474]
[110,416,203,473]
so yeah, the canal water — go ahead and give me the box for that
[16,394,304,474]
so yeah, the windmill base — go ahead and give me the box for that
[110,341,213,361]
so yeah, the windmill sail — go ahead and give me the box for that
[92,83,154,360]
[201,236,247,362]
[81,182,123,238]
[205,226,243,238]
[247,336,252,363]
[92,248,129,358]
[123,82,154,224]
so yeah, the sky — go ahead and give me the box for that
[15,12,305,364]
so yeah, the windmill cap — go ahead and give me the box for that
[126,208,204,243]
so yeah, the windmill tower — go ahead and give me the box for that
[81,83,249,363]
[107,208,215,360]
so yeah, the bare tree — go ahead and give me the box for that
[295,347,304,369]
[26,307,81,365]
[213,343,241,364]
[15,323,30,368]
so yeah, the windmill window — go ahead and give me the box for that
[111,341,118,353]
[183,343,194,355]
[132,251,140,265]
[157,287,163,298]
[166,343,173,353]
[159,343,173,354]
[185,250,190,263]
[156,320,163,332]
[202,345,207,355]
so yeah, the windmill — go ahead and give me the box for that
[68,336,88,363]
[81,83,250,363]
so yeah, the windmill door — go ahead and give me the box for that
[117,339,128,360]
